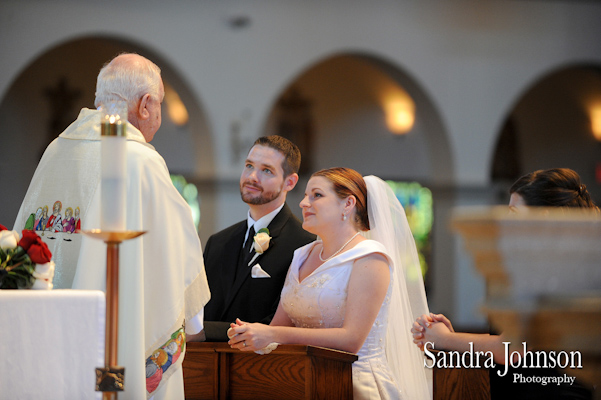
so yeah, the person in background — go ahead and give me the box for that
[412,168,597,399]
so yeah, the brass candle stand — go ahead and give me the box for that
[82,229,146,400]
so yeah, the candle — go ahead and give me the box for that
[100,101,127,231]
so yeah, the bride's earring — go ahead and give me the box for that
[342,213,347,221]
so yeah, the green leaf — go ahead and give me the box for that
[11,246,27,261]
[257,228,270,235]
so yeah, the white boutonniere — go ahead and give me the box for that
[248,228,271,266]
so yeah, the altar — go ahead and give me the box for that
[0,290,106,399]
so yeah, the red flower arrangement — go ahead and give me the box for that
[0,224,55,289]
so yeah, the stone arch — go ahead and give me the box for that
[262,51,453,186]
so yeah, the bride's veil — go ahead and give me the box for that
[362,175,432,400]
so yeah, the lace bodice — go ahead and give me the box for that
[282,239,391,351]
[281,240,401,399]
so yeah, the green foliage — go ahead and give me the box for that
[0,246,36,289]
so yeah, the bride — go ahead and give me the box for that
[227,167,431,400]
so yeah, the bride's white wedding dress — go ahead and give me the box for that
[281,239,402,400]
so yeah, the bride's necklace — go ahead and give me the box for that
[319,231,361,263]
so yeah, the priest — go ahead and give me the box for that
[14,53,210,399]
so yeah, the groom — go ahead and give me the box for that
[199,136,315,341]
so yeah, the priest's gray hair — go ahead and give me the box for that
[94,53,162,110]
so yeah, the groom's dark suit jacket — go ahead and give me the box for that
[202,203,315,341]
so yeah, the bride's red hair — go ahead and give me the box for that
[311,167,370,231]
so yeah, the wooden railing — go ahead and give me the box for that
[183,342,357,400]
[183,343,491,399]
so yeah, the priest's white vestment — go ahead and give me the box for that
[17,108,211,399]
[13,109,103,288]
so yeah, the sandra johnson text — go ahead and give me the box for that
[423,342,582,377]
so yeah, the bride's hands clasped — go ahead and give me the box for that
[227,318,274,351]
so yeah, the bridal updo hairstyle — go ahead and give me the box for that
[312,167,370,231]
[510,168,598,209]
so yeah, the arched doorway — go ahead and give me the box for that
[263,53,452,183]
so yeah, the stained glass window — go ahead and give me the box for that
[386,180,433,278]
[171,175,201,231]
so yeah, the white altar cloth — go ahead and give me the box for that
[0,290,105,400]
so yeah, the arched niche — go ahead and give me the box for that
[263,52,453,186]
[0,35,214,234]
[261,52,454,313]
[491,64,601,204]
